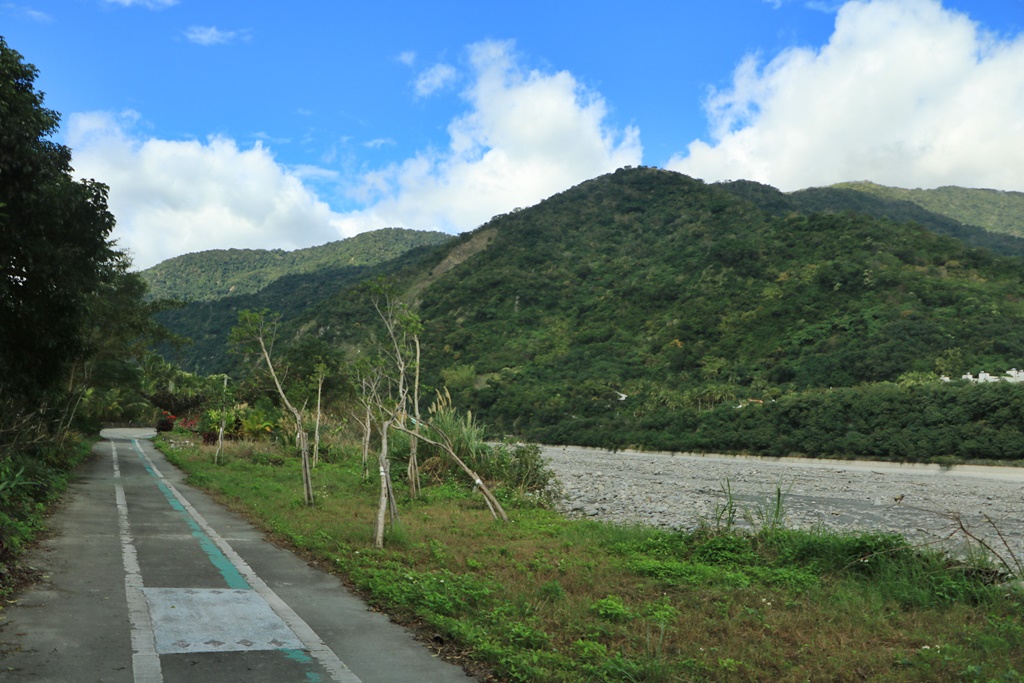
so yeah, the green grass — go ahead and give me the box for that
[160,433,1024,682]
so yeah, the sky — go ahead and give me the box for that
[3,0,1023,269]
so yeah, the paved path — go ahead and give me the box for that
[0,430,472,682]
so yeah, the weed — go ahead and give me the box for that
[713,478,738,531]
[536,579,566,602]
[590,595,633,623]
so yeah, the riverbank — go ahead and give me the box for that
[543,446,1024,557]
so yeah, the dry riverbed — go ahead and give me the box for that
[542,446,1024,561]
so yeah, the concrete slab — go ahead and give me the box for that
[143,588,303,654]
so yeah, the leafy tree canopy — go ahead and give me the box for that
[0,38,122,405]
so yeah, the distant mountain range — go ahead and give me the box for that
[141,227,453,302]
[148,169,1024,443]
[831,181,1024,238]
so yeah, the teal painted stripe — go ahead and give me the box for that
[131,440,250,590]
[280,648,324,682]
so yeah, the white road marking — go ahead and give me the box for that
[112,442,164,683]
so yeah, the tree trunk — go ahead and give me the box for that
[298,426,314,506]
[407,337,422,498]
[373,420,391,547]
[361,404,372,480]
[313,373,323,467]
[257,334,314,506]
[215,375,227,464]
[390,421,509,522]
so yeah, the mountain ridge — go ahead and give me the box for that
[141,227,454,302]
[152,168,1024,448]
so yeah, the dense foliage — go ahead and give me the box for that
[833,181,1024,239]
[141,227,453,302]
[153,232,454,374]
[150,166,1024,459]
[533,381,1024,461]
[1,38,163,582]
[1,37,120,405]
[401,168,1024,445]
[718,179,1024,257]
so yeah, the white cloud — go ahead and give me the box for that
[67,111,343,270]
[184,26,249,46]
[336,39,642,234]
[397,51,416,66]
[1,4,52,22]
[64,40,641,269]
[668,0,1024,191]
[415,63,457,97]
[102,0,176,8]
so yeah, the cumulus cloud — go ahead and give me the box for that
[668,0,1024,191]
[65,40,641,268]
[184,26,249,46]
[336,39,642,235]
[67,111,343,270]
[415,63,458,97]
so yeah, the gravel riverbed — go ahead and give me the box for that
[542,446,1024,559]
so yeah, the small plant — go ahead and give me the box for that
[537,579,566,602]
[713,478,738,531]
[744,481,790,533]
[590,595,633,623]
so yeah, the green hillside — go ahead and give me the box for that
[141,227,453,301]
[831,181,1024,238]
[152,229,454,373]
[270,167,1024,444]
[151,168,1024,453]
[716,179,1024,257]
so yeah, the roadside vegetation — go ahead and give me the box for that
[1,39,168,597]
[159,426,1024,682]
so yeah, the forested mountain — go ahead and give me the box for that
[141,228,452,301]
[716,179,1024,257]
[153,167,1024,449]
[394,168,1024,436]
[154,230,453,373]
[831,181,1024,239]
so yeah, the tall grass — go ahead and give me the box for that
[161,434,1024,682]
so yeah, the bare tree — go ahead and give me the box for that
[230,310,314,506]
[353,358,385,481]
[370,286,424,498]
[213,374,230,465]
[389,413,508,522]
[363,283,509,536]
[312,361,327,467]
[408,336,422,499]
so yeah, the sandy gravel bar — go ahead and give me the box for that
[542,446,1024,559]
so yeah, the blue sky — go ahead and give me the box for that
[3,0,1022,268]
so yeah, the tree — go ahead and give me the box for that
[230,310,314,506]
[365,284,508,544]
[1,38,121,411]
[370,285,424,498]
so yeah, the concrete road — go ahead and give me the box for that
[0,430,473,682]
